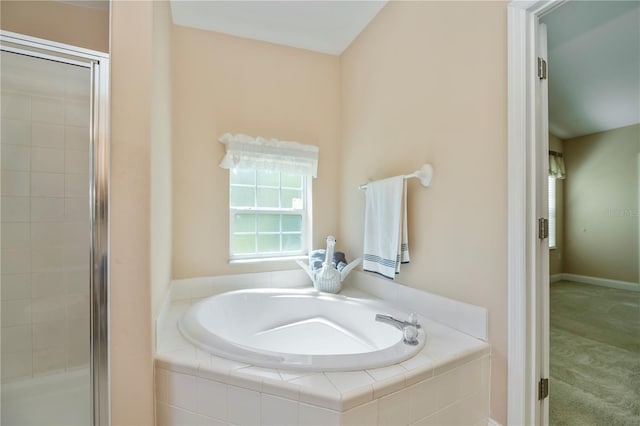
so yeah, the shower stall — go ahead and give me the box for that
[0,31,109,425]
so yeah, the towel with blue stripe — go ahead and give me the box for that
[362,175,410,279]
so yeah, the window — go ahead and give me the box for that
[218,133,318,261]
[229,169,309,259]
[548,175,556,248]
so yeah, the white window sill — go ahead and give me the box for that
[229,255,307,265]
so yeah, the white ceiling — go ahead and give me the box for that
[169,0,387,55]
[62,1,639,140]
[542,1,640,139]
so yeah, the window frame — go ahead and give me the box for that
[548,175,556,249]
[228,169,311,262]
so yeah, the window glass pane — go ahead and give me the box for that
[230,186,255,208]
[229,169,307,258]
[281,189,302,209]
[282,215,302,232]
[281,173,302,189]
[257,234,280,253]
[230,169,255,185]
[282,234,302,251]
[257,170,280,187]
[257,214,280,232]
[234,213,255,232]
[257,187,279,208]
[233,235,255,254]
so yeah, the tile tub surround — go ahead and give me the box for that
[155,271,491,425]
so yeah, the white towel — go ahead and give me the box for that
[363,176,410,279]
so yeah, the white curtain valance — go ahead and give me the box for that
[549,151,566,179]
[218,133,319,178]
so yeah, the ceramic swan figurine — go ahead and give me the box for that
[296,236,361,293]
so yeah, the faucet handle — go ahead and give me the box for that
[403,325,419,345]
[408,312,419,327]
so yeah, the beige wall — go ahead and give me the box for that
[340,2,508,423]
[1,0,158,423]
[150,1,173,324]
[563,124,640,284]
[549,133,564,276]
[110,1,154,424]
[0,0,109,53]
[171,26,341,278]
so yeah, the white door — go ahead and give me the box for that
[536,22,551,426]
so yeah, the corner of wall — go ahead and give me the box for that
[110,1,155,424]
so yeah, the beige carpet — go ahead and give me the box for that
[550,281,640,426]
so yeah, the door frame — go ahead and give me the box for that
[0,30,111,426]
[507,1,566,425]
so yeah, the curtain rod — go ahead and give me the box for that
[359,164,433,190]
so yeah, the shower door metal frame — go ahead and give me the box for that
[0,30,111,426]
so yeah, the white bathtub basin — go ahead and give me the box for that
[178,288,426,371]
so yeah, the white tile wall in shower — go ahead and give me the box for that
[65,198,90,222]
[30,197,65,222]
[31,147,65,173]
[1,222,30,248]
[32,320,66,350]
[65,149,89,174]
[1,196,30,222]
[67,318,90,369]
[1,119,32,146]
[32,122,65,149]
[31,96,65,124]
[33,345,67,375]
[0,273,31,300]
[65,173,89,198]
[1,144,30,171]
[65,126,89,151]
[1,171,30,196]
[1,350,33,381]
[30,172,65,197]
[31,295,67,324]
[1,50,92,383]
[1,299,32,327]
[1,325,32,354]
[31,271,66,299]
[1,248,31,274]
[1,93,31,119]
[65,101,90,127]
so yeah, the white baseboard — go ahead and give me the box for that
[552,273,640,292]
[488,418,502,426]
[549,273,563,283]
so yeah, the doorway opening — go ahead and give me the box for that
[508,1,640,425]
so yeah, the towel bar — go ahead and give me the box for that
[358,164,433,190]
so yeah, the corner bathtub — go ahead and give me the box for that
[178,288,426,371]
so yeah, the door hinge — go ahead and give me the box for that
[537,57,547,80]
[538,378,549,400]
[538,218,549,240]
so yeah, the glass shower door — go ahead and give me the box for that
[1,49,92,425]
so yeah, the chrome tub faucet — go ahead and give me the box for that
[375,313,421,345]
